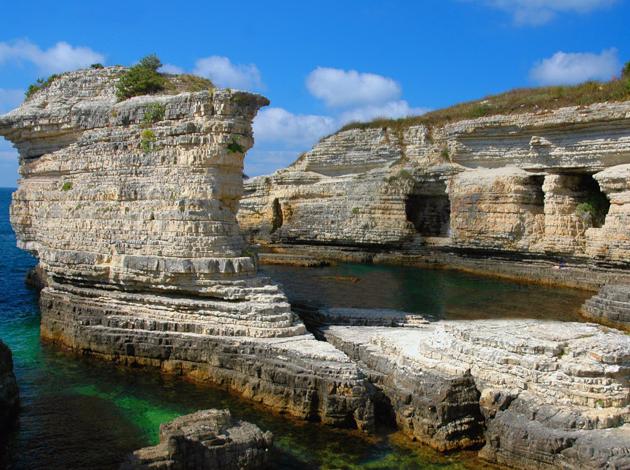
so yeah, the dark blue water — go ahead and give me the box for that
[0,186,587,469]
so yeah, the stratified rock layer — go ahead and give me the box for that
[0,68,373,429]
[121,409,272,470]
[583,283,630,330]
[323,319,630,469]
[0,340,19,429]
[239,101,630,291]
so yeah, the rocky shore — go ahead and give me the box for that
[121,409,273,470]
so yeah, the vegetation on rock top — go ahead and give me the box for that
[25,74,61,99]
[339,61,630,134]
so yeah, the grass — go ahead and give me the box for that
[338,74,630,134]
[163,74,214,94]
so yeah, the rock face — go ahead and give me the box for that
[322,319,630,469]
[0,340,19,429]
[239,101,630,289]
[121,409,272,470]
[0,67,373,429]
[583,284,630,330]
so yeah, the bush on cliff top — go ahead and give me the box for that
[339,60,630,134]
[25,74,61,99]
[116,54,167,100]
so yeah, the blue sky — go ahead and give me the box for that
[1,0,628,186]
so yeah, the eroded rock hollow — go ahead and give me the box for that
[0,68,373,429]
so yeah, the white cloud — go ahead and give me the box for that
[482,0,617,25]
[193,56,262,90]
[530,48,620,85]
[253,107,336,146]
[0,89,24,113]
[306,67,401,108]
[159,63,184,74]
[339,100,429,124]
[0,39,104,74]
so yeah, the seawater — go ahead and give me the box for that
[0,188,589,469]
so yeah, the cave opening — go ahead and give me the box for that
[270,198,283,233]
[574,174,610,228]
[405,192,451,237]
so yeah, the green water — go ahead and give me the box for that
[0,187,589,469]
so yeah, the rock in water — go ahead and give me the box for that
[0,67,373,430]
[121,409,272,470]
[0,340,19,428]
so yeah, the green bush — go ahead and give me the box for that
[61,182,73,191]
[623,61,630,78]
[140,129,157,153]
[227,138,245,154]
[142,103,166,125]
[116,54,166,101]
[351,207,360,215]
[576,193,609,227]
[90,63,104,69]
[25,74,60,99]
[440,147,450,161]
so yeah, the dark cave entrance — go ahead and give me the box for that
[405,193,451,237]
[574,174,610,228]
[270,198,283,233]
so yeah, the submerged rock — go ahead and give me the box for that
[322,319,630,468]
[121,409,272,470]
[0,67,373,430]
[0,340,19,429]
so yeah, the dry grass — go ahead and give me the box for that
[164,74,215,94]
[338,77,630,134]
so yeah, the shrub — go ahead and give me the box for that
[623,61,630,78]
[116,54,166,101]
[575,193,609,227]
[142,103,166,125]
[227,138,245,154]
[90,63,104,69]
[351,207,360,215]
[140,129,157,153]
[61,182,73,191]
[440,147,450,161]
[25,74,60,99]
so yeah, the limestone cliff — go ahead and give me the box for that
[239,101,630,292]
[0,67,373,429]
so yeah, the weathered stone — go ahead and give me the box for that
[582,283,630,331]
[322,319,630,468]
[0,67,374,430]
[121,409,273,470]
[0,340,19,429]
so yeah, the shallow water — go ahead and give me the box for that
[0,187,588,469]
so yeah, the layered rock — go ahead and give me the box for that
[0,340,19,429]
[121,409,272,470]
[0,67,373,429]
[322,319,630,469]
[582,284,630,330]
[239,101,630,287]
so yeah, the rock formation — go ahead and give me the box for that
[582,283,630,330]
[0,340,19,429]
[0,67,373,429]
[321,318,630,469]
[121,409,272,470]
[239,101,630,290]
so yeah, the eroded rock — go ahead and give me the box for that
[0,340,19,429]
[121,409,273,470]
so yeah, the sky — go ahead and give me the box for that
[0,0,628,187]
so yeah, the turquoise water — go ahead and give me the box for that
[0,187,587,469]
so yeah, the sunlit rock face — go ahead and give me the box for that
[240,101,630,272]
[0,68,374,429]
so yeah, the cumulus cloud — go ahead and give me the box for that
[339,100,429,124]
[306,67,401,108]
[193,56,262,90]
[0,39,104,74]
[0,89,24,113]
[481,0,617,25]
[253,107,336,146]
[159,63,184,74]
[530,48,621,85]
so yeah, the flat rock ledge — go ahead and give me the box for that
[121,409,272,470]
[321,319,630,469]
[583,284,630,331]
[0,339,19,429]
